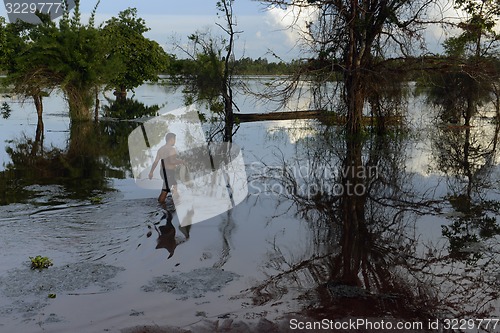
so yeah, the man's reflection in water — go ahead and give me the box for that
[155,210,177,259]
[179,208,194,239]
[153,204,194,259]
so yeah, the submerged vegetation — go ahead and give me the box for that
[30,255,53,270]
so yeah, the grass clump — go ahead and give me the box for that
[30,256,53,270]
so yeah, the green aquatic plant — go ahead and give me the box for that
[90,196,103,204]
[30,256,53,270]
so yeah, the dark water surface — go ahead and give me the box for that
[0,83,499,332]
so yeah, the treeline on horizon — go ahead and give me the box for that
[1,50,498,79]
[0,55,298,77]
[167,56,299,76]
[167,55,500,80]
[0,55,300,76]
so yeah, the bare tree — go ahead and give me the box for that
[175,0,242,143]
[216,0,242,142]
[259,0,438,134]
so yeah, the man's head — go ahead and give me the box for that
[165,133,176,145]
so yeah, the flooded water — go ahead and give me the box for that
[0,80,499,332]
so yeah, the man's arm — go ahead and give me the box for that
[148,151,161,179]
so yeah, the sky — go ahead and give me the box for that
[0,0,468,61]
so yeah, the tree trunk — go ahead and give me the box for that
[221,0,236,143]
[339,137,368,286]
[464,96,474,127]
[33,95,44,135]
[493,83,500,123]
[33,94,44,155]
[222,83,234,143]
[344,70,364,135]
[463,126,473,199]
[344,10,368,136]
[69,103,92,121]
[67,92,93,122]
[94,88,100,122]
[114,85,127,101]
[67,121,95,159]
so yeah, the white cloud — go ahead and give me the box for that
[264,4,317,48]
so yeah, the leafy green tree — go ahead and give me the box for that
[102,8,169,100]
[1,15,56,140]
[420,0,499,125]
[0,17,8,70]
[4,1,118,122]
[44,1,114,121]
[453,0,500,58]
[182,31,225,106]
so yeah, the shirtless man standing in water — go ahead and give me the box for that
[148,133,184,203]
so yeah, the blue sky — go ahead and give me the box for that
[82,0,264,16]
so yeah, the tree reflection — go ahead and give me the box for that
[1,122,110,203]
[249,129,426,316]
[247,125,500,322]
[431,117,500,264]
[0,98,160,204]
[425,62,500,257]
[102,96,160,120]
